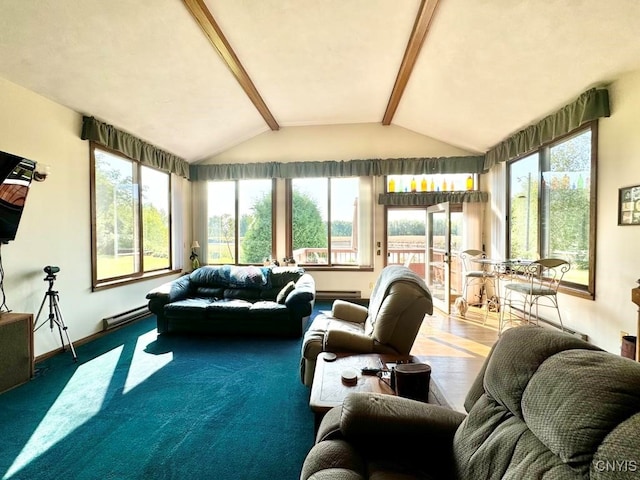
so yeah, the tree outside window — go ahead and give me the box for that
[207,179,274,264]
[91,146,171,287]
[288,177,372,267]
[507,125,595,294]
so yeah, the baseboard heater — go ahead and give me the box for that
[316,290,362,301]
[503,306,588,342]
[102,305,151,331]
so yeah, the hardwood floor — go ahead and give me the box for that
[410,306,503,411]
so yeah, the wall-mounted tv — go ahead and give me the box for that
[0,151,36,244]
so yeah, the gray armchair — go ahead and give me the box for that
[300,265,433,386]
[301,326,640,479]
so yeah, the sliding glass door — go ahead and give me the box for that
[426,202,451,314]
[386,202,462,314]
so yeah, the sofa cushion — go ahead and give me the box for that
[286,278,315,305]
[193,286,224,298]
[189,265,226,286]
[270,266,305,288]
[592,412,640,479]
[482,326,601,419]
[302,315,365,361]
[229,265,268,288]
[277,281,296,304]
[364,266,432,337]
[224,288,261,300]
[206,299,252,313]
[249,301,288,315]
[523,350,640,467]
[189,265,268,289]
[260,287,282,301]
[164,298,213,320]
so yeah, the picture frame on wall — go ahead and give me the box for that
[618,184,640,225]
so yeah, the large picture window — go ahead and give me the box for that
[507,124,596,296]
[91,145,172,288]
[287,177,373,268]
[207,179,274,264]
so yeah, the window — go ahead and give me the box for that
[507,124,596,296]
[287,177,373,267]
[91,145,172,288]
[207,179,274,264]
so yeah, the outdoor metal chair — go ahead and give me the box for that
[459,249,498,322]
[500,258,570,333]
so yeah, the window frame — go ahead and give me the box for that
[285,177,374,271]
[90,143,177,290]
[506,122,597,299]
[206,178,276,265]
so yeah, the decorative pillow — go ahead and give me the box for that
[276,281,296,304]
[228,265,266,289]
[270,267,304,288]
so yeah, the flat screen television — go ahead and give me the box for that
[0,151,36,244]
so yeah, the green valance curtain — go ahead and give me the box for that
[484,88,610,170]
[378,191,488,206]
[189,155,485,181]
[81,116,190,179]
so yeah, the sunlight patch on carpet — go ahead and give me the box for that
[123,329,172,394]
[3,346,123,479]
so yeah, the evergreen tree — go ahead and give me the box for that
[241,192,273,263]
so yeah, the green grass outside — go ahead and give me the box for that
[97,255,169,279]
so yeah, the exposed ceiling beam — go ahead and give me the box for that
[182,0,280,131]
[382,0,440,125]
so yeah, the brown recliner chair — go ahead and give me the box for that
[300,326,640,479]
[300,265,433,386]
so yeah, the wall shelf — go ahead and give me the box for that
[378,191,488,206]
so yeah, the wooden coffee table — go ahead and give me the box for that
[309,352,422,426]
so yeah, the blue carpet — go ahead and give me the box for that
[0,304,331,480]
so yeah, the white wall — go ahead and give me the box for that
[206,123,479,163]
[484,71,640,354]
[0,77,187,357]
[583,70,640,352]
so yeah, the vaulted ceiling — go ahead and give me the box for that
[1,0,640,163]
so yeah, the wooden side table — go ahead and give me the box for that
[309,353,429,428]
[0,312,34,393]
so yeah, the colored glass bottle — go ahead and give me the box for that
[466,175,473,190]
[410,177,417,193]
[388,177,395,193]
[429,178,435,192]
[442,179,447,192]
[420,176,427,192]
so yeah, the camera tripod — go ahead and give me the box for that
[34,272,77,362]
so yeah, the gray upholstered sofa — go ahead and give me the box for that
[301,326,640,479]
[300,265,433,386]
[146,265,315,337]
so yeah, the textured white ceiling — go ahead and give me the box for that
[395,0,640,152]
[1,0,640,162]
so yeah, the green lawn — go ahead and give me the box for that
[97,255,169,279]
